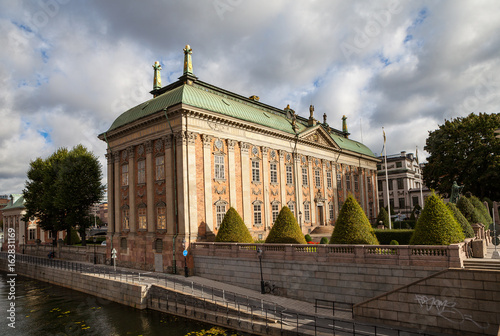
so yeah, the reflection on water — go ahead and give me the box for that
[0,271,242,336]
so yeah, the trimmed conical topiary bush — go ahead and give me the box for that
[469,195,492,226]
[215,207,254,243]
[410,192,465,245]
[457,196,482,226]
[446,202,475,238]
[330,194,379,245]
[265,206,306,244]
[375,207,389,228]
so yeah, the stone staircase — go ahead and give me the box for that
[463,258,500,270]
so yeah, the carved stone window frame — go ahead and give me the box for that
[214,199,228,228]
[156,201,167,232]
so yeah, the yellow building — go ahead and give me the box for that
[99,46,379,272]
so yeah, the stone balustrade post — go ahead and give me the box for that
[354,245,365,263]
[398,246,410,266]
[285,245,293,260]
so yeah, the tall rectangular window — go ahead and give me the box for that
[329,203,334,220]
[138,160,146,184]
[272,203,279,224]
[123,209,129,230]
[378,180,383,191]
[29,228,36,240]
[302,167,308,186]
[216,204,226,227]
[399,197,405,209]
[354,175,359,191]
[326,171,332,188]
[397,178,404,190]
[157,206,166,230]
[122,164,129,186]
[252,161,260,182]
[253,204,262,226]
[270,163,278,184]
[368,177,372,192]
[412,196,419,207]
[214,155,225,179]
[337,174,342,190]
[286,166,293,184]
[315,170,321,188]
[155,156,165,181]
[388,179,393,190]
[304,203,310,222]
[138,207,147,229]
[288,202,294,217]
[346,175,351,190]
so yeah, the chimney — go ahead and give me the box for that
[401,151,406,157]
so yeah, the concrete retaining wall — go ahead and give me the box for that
[354,268,500,336]
[193,245,451,305]
[0,258,147,309]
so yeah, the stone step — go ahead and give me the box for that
[463,260,500,270]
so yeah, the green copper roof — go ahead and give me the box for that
[3,194,25,211]
[105,81,375,158]
[329,132,375,157]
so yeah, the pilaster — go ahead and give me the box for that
[240,142,251,228]
[128,146,136,233]
[308,157,316,225]
[227,139,237,207]
[262,147,270,229]
[145,141,155,232]
[106,151,115,234]
[202,134,213,232]
[113,152,120,232]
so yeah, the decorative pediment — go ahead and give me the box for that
[298,125,340,149]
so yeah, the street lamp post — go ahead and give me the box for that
[257,247,265,294]
[93,237,97,264]
[182,238,188,277]
[22,235,25,254]
[299,211,302,229]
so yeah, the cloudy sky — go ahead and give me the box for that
[1,0,499,195]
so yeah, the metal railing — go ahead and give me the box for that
[0,252,441,336]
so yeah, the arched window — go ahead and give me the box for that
[252,200,263,227]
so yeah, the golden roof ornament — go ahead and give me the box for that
[152,61,162,91]
[183,45,193,75]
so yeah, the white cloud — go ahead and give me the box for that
[0,0,499,194]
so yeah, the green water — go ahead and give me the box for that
[0,271,242,336]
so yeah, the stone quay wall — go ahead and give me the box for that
[191,242,466,305]
[0,257,147,309]
[20,244,107,264]
[354,268,500,336]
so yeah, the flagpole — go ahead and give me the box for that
[383,127,392,229]
[417,146,424,209]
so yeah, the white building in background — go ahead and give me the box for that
[377,151,431,219]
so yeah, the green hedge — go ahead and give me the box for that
[265,206,306,244]
[374,229,414,245]
[215,207,254,243]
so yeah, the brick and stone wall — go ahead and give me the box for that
[353,268,500,336]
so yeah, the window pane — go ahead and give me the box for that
[286,166,293,184]
[302,167,308,186]
[157,206,166,230]
[138,160,146,184]
[252,161,260,182]
[122,164,129,186]
[215,155,225,179]
[270,163,277,184]
[156,156,165,180]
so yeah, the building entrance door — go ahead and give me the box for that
[317,205,324,226]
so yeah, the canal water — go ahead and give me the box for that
[0,271,244,336]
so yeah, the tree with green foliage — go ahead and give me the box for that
[410,193,464,245]
[304,234,312,242]
[265,206,306,244]
[468,195,492,227]
[375,207,389,228]
[456,196,482,226]
[446,202,475,238]
[64,227,81,245]
[330,194,379,245]
[320,237,329,244]
[423,113,500,200]
[23,145,105,245]
[215,207,254,243]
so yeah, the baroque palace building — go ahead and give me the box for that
[99,46,379,271]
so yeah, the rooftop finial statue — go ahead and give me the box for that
[183,45,193,75]
[152,61,162,91]
[342,115,348,133]
[450,180,464,203]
